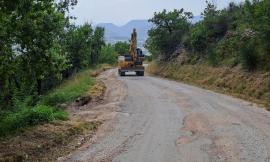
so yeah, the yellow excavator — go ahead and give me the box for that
[118,29,145,76]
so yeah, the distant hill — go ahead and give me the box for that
[97,20,152,44]
[97,16,203,44]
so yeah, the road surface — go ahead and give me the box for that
[63,69,270,162]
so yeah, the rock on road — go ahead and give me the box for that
[63,69,270,162]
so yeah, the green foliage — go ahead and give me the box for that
[0,68,95,137]
[255,0,270,42]
[62,25,106,73]
[0,105,67,137]
[146,0,270,71]
[145,38,160,60]
[0,0,73,108]
[146,55,153,62]
[90,27,105,65]
[99,41,129,64]
[0,0,106,109]
[200,0,270,71]
[240,39,258,71]
[207,48,218,66]
[114,41,129,55]
[191,22,207,54]
[63,24,93,71]
[0,0,108,136]
[147,9,193,61]
[40,69,94,107]
[99,44,118,64]
[213,34,240,67]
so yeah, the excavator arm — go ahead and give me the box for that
[129,28,138,61]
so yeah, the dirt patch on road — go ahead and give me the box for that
[177,113,210,145]
[177,111,243,161]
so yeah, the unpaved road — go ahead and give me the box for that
[63,69,270,162]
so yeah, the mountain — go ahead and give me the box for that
[97,20,153,45]
[97,17,203,45]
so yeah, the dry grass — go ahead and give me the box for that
[90,64,113,77]
[86,80,106,102]
[147,62,270,110]
[0,120,101,161]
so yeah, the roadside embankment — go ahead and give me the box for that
[0,66,109,161]
[147,62,270,110]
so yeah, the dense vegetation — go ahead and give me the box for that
[0,0,125,137]
[99,41,130,64]
[0,69,95,137]
[146,0,270,72]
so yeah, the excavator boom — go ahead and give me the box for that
[129,29,138,60]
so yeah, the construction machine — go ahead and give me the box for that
[118,29,145,76]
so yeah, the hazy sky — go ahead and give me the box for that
[70,0,244,26]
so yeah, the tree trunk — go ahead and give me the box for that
[37,79,42,95]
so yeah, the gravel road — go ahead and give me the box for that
[64,69,270,162]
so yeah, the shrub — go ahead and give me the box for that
[40,70,94,107]
[99,44,118,64]
[207,48,219,66]
[0,105,67,137]
[240,40,258,71]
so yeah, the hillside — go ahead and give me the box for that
[146,1,270,109]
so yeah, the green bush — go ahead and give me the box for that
[0,69,95,137]
[99,44,118,64]
[145,1,270,72]
[240,40,258,71]
[147,9,193,61]
[40,70,94,107]
[114,41,129,55]
[0,105,67,137]
[207,48,219,66]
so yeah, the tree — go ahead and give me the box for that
[99,44,118,64]
[147,9,193,61]
[191,22,208,54]
[16,1,69,94]
[0,0,77,108]
[114,41,129,55]
[202,1,228,43]
[64,24,93,71]
[91,27,105,64]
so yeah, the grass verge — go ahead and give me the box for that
[39,69,94,107]
[0,65,109,161]
[0,68,95,138]
[147,62,270,110]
